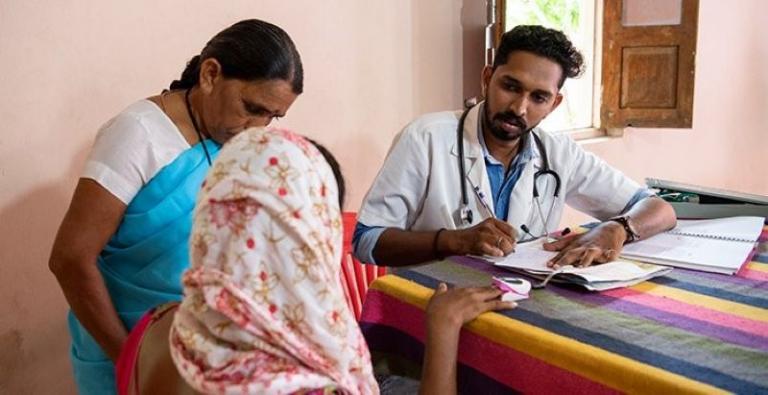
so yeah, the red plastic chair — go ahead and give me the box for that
[340,212,387,320]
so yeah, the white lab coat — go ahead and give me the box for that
[358,103,642,239]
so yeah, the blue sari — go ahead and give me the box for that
[68,140,220,395]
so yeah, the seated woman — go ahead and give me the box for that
[125,127,517,394]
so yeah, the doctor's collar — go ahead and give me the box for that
[477,118,539,166]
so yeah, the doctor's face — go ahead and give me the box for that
[482,51,563,142]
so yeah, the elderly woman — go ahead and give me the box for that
[121,127,516,394]
[48,19,303,394]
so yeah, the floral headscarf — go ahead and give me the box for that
[170,127,378,394]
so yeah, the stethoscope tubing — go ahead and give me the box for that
[457,103,562,230]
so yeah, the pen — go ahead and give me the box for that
[473,186,516,254]
[473,186,496,219]
[546,226,570,243]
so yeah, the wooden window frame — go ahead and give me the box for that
[496,0,699,139]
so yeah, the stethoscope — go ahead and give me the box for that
[457,102,561,240]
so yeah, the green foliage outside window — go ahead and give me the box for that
[505,0,580,36]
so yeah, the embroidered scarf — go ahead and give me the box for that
[170,128,378,394]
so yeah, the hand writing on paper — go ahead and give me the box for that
[543,221,626,268]
[444,218,517,257]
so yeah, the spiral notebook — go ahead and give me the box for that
[620,216,764,274]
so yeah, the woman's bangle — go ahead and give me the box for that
[433,228,447,260]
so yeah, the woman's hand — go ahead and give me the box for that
[49,179,130,362]
[426,283,517,330]
[419,283,516,395]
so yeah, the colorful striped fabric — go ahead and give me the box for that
[360,225,768,394]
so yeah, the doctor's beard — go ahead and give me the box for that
[484,106,531,142]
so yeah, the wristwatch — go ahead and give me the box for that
[608,215,639,244]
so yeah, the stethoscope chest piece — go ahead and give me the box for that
[459,205,474,225]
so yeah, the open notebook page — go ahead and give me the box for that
[488,239,557,272]
[491,240,670,283]
[621,232,755,273]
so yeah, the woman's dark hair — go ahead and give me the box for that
[307,138,345,209]
[170,19,303,94]
[493,25,584,88]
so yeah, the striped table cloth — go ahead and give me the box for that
[360,225,768,394]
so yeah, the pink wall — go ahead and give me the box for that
[0,1,464,393]
[562,0,768,226]
[0,1,765,393]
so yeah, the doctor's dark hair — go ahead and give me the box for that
[169,19,303,94]
[493,25,584,88]
[306,138,346,209]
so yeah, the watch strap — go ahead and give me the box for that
[608,215,638,244]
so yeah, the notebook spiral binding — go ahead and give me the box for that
[666,230,755,243]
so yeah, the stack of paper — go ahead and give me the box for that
[488,240,672,291]
[620,216,763,274]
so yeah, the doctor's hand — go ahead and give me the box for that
[444,218,517,257]
[542,221,626,268]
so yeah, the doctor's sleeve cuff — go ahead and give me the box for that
[620,187,656,214]
[352,222,386,265]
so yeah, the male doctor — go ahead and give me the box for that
[354,25,676,268]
